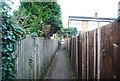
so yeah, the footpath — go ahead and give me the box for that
[44,44,77,79]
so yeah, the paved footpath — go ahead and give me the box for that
[50,45,70,79]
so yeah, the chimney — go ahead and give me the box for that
[95,12,98,18]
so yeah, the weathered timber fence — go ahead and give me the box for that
[15,36,58,79]
[65,21,120,79]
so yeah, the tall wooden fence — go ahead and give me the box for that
[65,21,120,79]
[15,36,58,79]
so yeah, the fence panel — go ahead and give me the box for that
[15,36,58,79]
[65,21,120,79]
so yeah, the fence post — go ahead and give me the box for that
[97,28,101,80]
[94,29,97,79]
[87,32,89,79]
[82,33,87,79]
[82,33,84,79]
[76,36,78,75]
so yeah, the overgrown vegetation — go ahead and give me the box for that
[2,1,24,80]
[1,1,62,80]
[13,2,62,38]
[57,27,77,39]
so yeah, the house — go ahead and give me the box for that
[68,14,116,32]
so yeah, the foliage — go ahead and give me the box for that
[39,2,62,37]
[13,4,44,36]
[2,1,24,80]
[16,2,62,38]
[13,8,30,30]
[57,27,77,38]
[118,16,120,21]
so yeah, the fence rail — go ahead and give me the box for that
[15,36,58,79]
[65,21,120,79]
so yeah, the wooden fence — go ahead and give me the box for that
[15,36,58,79]
[65,21,120,79]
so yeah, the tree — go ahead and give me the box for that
[14,2,63,38]
[13,3,44,37]
[13,8,30,33]
[39,2,62,37]
[57,27,77,39]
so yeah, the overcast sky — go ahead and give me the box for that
[58,0,120,27]
[11,0,119,28]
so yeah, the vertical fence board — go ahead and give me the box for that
[97,27,101,79]
[76,36,79,76]
[93,29,97,79]
[82,33,87,79]
[78,35,82,79]
[112,21,120,79]
[99,25,105,79]
[73,37,77,74]
[89,30,94,79]
[108,23,114,79]
[86,32,89,79]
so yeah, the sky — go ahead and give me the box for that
[11,0,120,28]
[58,0,120,27]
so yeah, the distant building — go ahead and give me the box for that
[68,15,116,32]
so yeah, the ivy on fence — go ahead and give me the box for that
[2,1,24,80]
